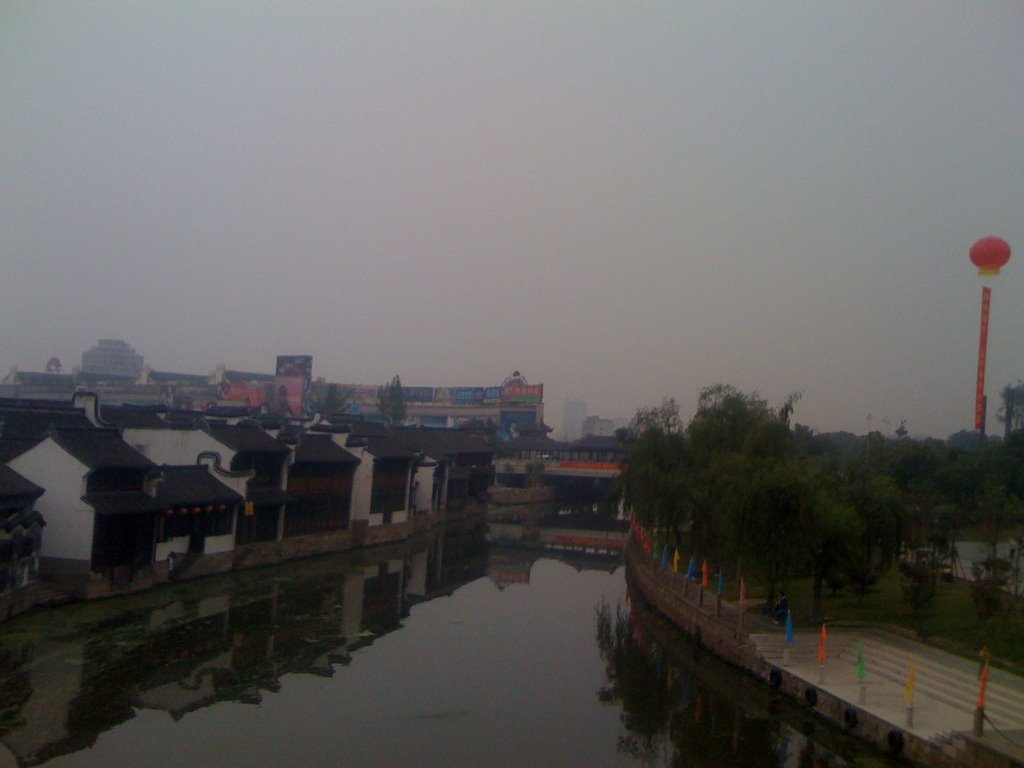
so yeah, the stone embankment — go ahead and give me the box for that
[626,538,1024,768]
[486,486,558,505]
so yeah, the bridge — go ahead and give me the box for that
[496,458,620,480]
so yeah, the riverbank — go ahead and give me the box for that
[1,507,485,623]
[626,538,1024,768]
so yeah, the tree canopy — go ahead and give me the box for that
[618,384,1024,621]
[377,375,407,428]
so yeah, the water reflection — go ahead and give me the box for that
[0,524,487,767]
[0,523,905,768]
[598,589,904,768]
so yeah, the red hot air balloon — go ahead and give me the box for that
[970,237,1012,276]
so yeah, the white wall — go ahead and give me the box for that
[204,532,234,554]
[9,439,94,562]
[407,550,428,597]
[155,537,189,562]
[340,441,372,526]
[124,427,228,466]
[411,458,438,514]
[341,570,364,640]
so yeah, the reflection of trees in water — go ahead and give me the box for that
[595,599,858,768]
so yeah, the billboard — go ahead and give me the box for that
[275,355,313,417]
[501,383,543,403]
[217,378,269,408]
[329,380,543,408]
[401,386,435,403]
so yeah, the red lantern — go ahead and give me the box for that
[192,507,201,514]
[165,509,174,517]
[970,237,1012,276]
[178,507,189,516]
[206,505,214,513]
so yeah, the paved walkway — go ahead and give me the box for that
[750,625,1024,765]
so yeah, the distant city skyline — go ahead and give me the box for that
[2,336,1009,440]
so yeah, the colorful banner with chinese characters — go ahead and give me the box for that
[975,287,991,431]
[501,383,543,403]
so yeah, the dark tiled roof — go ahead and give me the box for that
[102,404,168,429]
[571,434,624,451]
[77,371,137,384]
[346,421,390,438]
[149,371,209,385]
[0,401,94,439]
[394,427,494,460]
[10,371,75,388]
[82,491,164,515]
[203,405,255,418]
[498,435,567,452]
[163,411,209,429]
[0,464,44,500]
[0,437,44,463]
[207,421,289,454]
[1,508,44,533]
[52,428,157,470]
[365,435,416,460]
[293,434,359,465]
[156,466,243,507]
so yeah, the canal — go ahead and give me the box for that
[0,520,902,767]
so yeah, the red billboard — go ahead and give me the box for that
[275,355,313,417]
[501,383,543,403]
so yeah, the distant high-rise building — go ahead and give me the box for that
[563,398,587,442]
[81,339,144,378]
[581,415,618,437]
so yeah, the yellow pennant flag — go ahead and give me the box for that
[672,548,681,573]
[904,665,917,704]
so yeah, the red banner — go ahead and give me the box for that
[975,286,991,431]
[501,383,543,403]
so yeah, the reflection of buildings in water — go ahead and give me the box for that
[0,524,487,766]
[488,554,533,588]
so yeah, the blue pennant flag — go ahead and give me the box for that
[717,571,725,595]
[686,556,696,581]
[661,544,671,568]
[785,610,794,644]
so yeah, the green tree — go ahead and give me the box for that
[631,397,682,436]
[997,380,1024,436]
[837,470,905,597]
[320,383,351,417]
[524,460,546,487]
[616,423,691,549]
[377,375,407,428]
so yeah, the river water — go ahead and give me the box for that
[0,520,901,768]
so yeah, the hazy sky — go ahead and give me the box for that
[3,2,1022,438]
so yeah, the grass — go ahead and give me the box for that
[772,570,1024,671]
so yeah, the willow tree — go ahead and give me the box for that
[687,385,797,573]
[617,400,692,549]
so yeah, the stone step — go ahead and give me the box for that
[845,637,1024,712]
[840,649,1024,728]
[751,631,1024,732]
